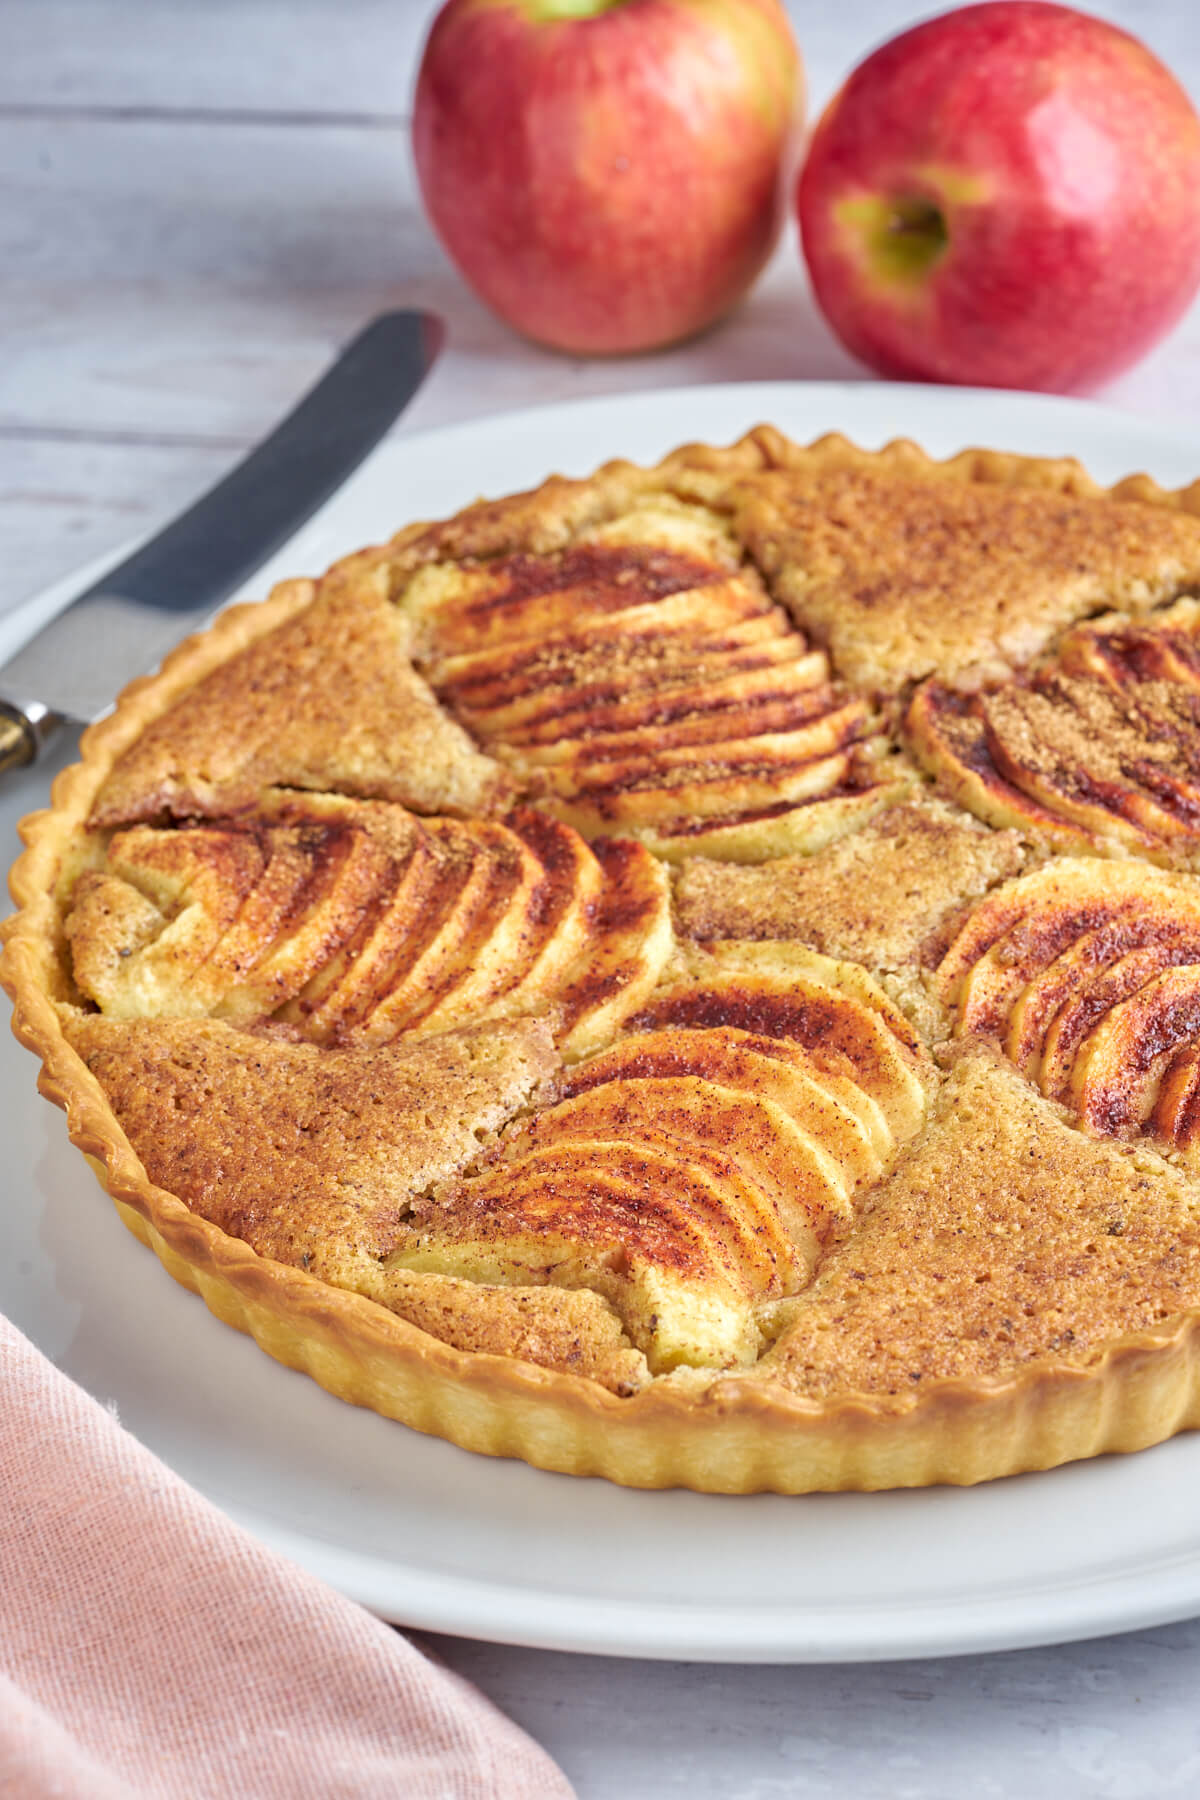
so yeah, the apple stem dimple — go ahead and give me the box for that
[528,0,631,21]
[880,198,949,280]
[832,191,951,290]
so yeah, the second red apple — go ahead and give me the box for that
[798,2,1200,392]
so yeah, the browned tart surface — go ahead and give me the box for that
[9,424,1200,1492]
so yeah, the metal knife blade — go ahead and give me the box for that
[0,309,443,771]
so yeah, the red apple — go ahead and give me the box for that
[797,2,1200,392]
[413,0,802,355]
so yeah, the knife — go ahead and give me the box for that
[0,308,444,772]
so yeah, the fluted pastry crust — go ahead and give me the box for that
[8,424,1200,1492]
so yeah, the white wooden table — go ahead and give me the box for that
[7,3,1200,1792]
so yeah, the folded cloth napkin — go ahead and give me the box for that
[0,1314,575,1799]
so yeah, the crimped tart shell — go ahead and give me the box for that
[8,427,1200,1493]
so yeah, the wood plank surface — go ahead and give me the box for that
[1,0,437,115]
[422,1623,1200,1800]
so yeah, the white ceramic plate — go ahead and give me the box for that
[8,380,1200,1664]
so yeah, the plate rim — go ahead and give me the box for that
[220,1486,1200,1663]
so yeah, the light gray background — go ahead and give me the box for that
[6,4,1200,1793]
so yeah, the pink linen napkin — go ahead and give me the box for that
[0,1315,575,1799]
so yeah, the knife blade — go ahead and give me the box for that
[0,308,444,772]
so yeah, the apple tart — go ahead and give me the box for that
[9,424,1200,1492]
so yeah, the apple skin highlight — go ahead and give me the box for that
[413,0,802,355]
[797,1,1200,392]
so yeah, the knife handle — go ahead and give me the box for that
[0,700,60,772]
